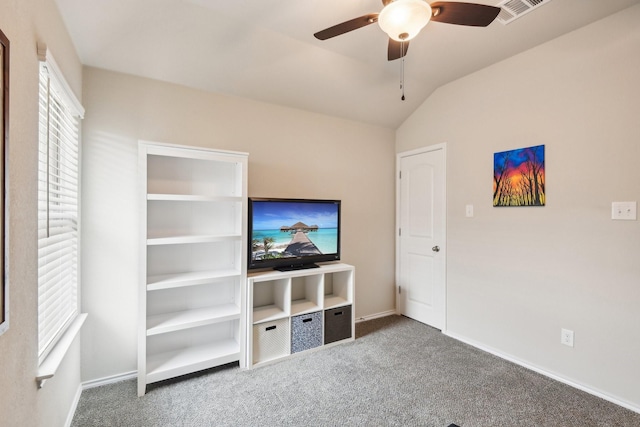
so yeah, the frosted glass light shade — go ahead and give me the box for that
[378,0,432,42]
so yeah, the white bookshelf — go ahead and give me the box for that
[138,141,248,396]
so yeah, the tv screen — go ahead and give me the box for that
[248,198,341,271]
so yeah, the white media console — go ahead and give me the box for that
[246,263,355,368]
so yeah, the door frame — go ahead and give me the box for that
[395,143,447,331]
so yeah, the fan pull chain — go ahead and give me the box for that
[400,41,406,101]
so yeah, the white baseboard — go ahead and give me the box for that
[82,370,137,390]
[444,330,640,415]
[64,384,83,427]
[355,309,397,323]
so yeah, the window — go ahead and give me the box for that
[37,52,84,364]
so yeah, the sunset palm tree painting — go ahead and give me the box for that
[493,145,545,207]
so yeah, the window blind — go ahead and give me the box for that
[37,60,82,363]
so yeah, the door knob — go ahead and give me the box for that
[432,246,440,252]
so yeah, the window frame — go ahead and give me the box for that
[36,44,85,372]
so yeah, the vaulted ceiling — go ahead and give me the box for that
[54,0,640,128]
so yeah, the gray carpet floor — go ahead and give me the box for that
[71,315,640,426]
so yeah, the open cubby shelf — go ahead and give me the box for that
[246,263,355,368]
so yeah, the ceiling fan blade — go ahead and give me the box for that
[430,2,501,27]
[388,39,410,61]
[314,13,379,40]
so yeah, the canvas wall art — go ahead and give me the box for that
[493,145,545,207]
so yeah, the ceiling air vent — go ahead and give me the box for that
[496,0,553,25]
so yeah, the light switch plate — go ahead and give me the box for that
[611,201,637,220]
[465,205,474,218]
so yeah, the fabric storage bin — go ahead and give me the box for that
[291,311,322,354]
[253,318,290,364]
[324,305,352,344]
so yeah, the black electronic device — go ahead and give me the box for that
[248,198,341,271]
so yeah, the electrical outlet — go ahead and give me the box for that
[561,328,574,347]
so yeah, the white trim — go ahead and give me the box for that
[355,310,397,323]
[64,384,83,427]
[36,313,87,388]
[82,370,138,390]
[36,42,84,118]
[444,330,640,415]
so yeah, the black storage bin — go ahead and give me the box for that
[291,311,322,353]
[324,305,352,344]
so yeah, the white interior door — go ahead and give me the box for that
[396,144,446,330]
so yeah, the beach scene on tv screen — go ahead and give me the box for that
[251,201,339,261]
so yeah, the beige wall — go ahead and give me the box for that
[4,0,638,422]
[0,0,84,426]
[397,5,640,410]
[80,67,397,381]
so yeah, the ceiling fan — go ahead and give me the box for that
[314,1,501,61]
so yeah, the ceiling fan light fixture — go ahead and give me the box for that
[378,0,432,42]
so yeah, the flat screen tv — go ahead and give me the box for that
[248,198,341,271]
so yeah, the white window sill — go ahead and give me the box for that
[36,313,88,388]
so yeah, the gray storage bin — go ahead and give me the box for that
[324,305,352,344]
[291,311,322,354]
